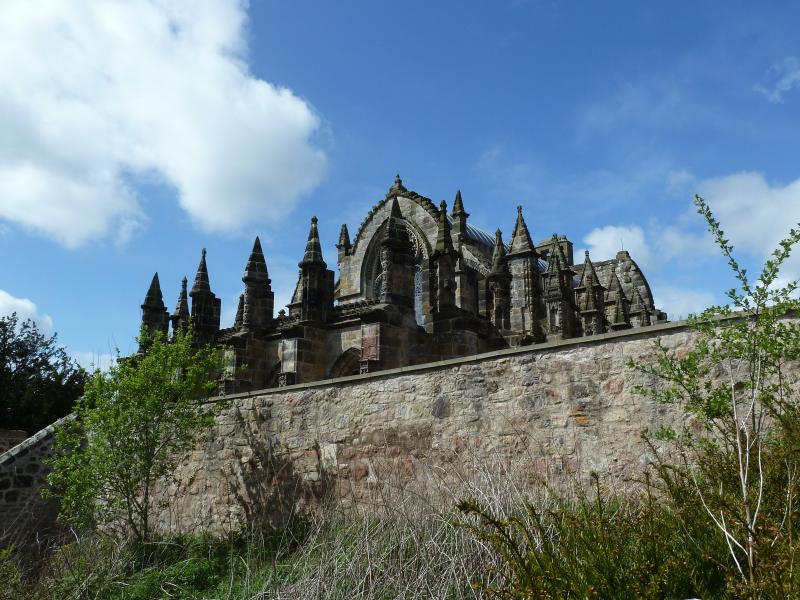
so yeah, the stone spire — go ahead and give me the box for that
[170,276,190,336]
[432,200,457,314]
[189,248,221,344]
[244,236,269,282]
[509,205,535,255]
[487,229,511,330]
[191,248,210,295]
[544,235,577,338]
[295,216,334,322]
[242,236,274,331]
[376,197,415,308]
[490,229,510,276]
[507,206,543,340]
[300,217,325,267]
[578,251,605,336]
[140,273,169,349]
[336,223,351,252]
[452,190,467,216]
[608,273,631,330]
[433,200,456,257]
[450,190,469,245]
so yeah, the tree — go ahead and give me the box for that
[631,195,800,596]
[45,326,228,544]
[0,312,85,434]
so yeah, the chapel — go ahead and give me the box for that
[139,175,666,391]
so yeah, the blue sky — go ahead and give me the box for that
[1,0,800,368]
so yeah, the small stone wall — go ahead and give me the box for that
[0,418,69,544]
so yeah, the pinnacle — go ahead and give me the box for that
[434,199,454,256]
[509,205,534,255]
[579,250,600,289]
[490,229,509,275]
[337,223,351,250]
[143,272,165,308]
[191,248,211,295]
[244,235,269,282]
[451,190,468,218]
[300,215,325,267]
[172,276,189,319]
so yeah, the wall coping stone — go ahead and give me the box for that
[0,414,74,467]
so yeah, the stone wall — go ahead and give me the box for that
[0,320,700,537]
[0,418,69,545]
[155,320,696,533]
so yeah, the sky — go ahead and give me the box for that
[1,0,800,369]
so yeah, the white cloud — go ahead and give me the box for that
[0,289,54,331]
[0,0,327,248]
[696,171,800,257]
[583,225,653,268]
[754,56,800,103]
[653,286,716,320]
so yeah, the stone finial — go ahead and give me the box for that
[244,236,270,283]
[336,223,351,251]
[579,249,600,289]
[142,272,165,309]
[171,276,190,324]
[191,248,211,295]
[451,190,468,217]
[390,173,407,194]
[300,216,325,267]
[490,229,509,276]
[433,200,455,256]
[509,205,534,255]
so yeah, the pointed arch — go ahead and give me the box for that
[328,347,361,379]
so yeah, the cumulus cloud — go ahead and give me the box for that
[0,289,54,331]
[0,0,326,248]
[754,56,800,103]
[583,225,653,268]
[696,171,800,257]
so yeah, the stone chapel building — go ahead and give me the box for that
[139,175,666,391]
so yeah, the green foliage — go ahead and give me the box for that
[0,312,85,433]
[45,326,227,543]
[457,477,728,599]
[628,195,800,594]
[0,546,25,600]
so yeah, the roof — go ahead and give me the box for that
[447,216,505,249]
